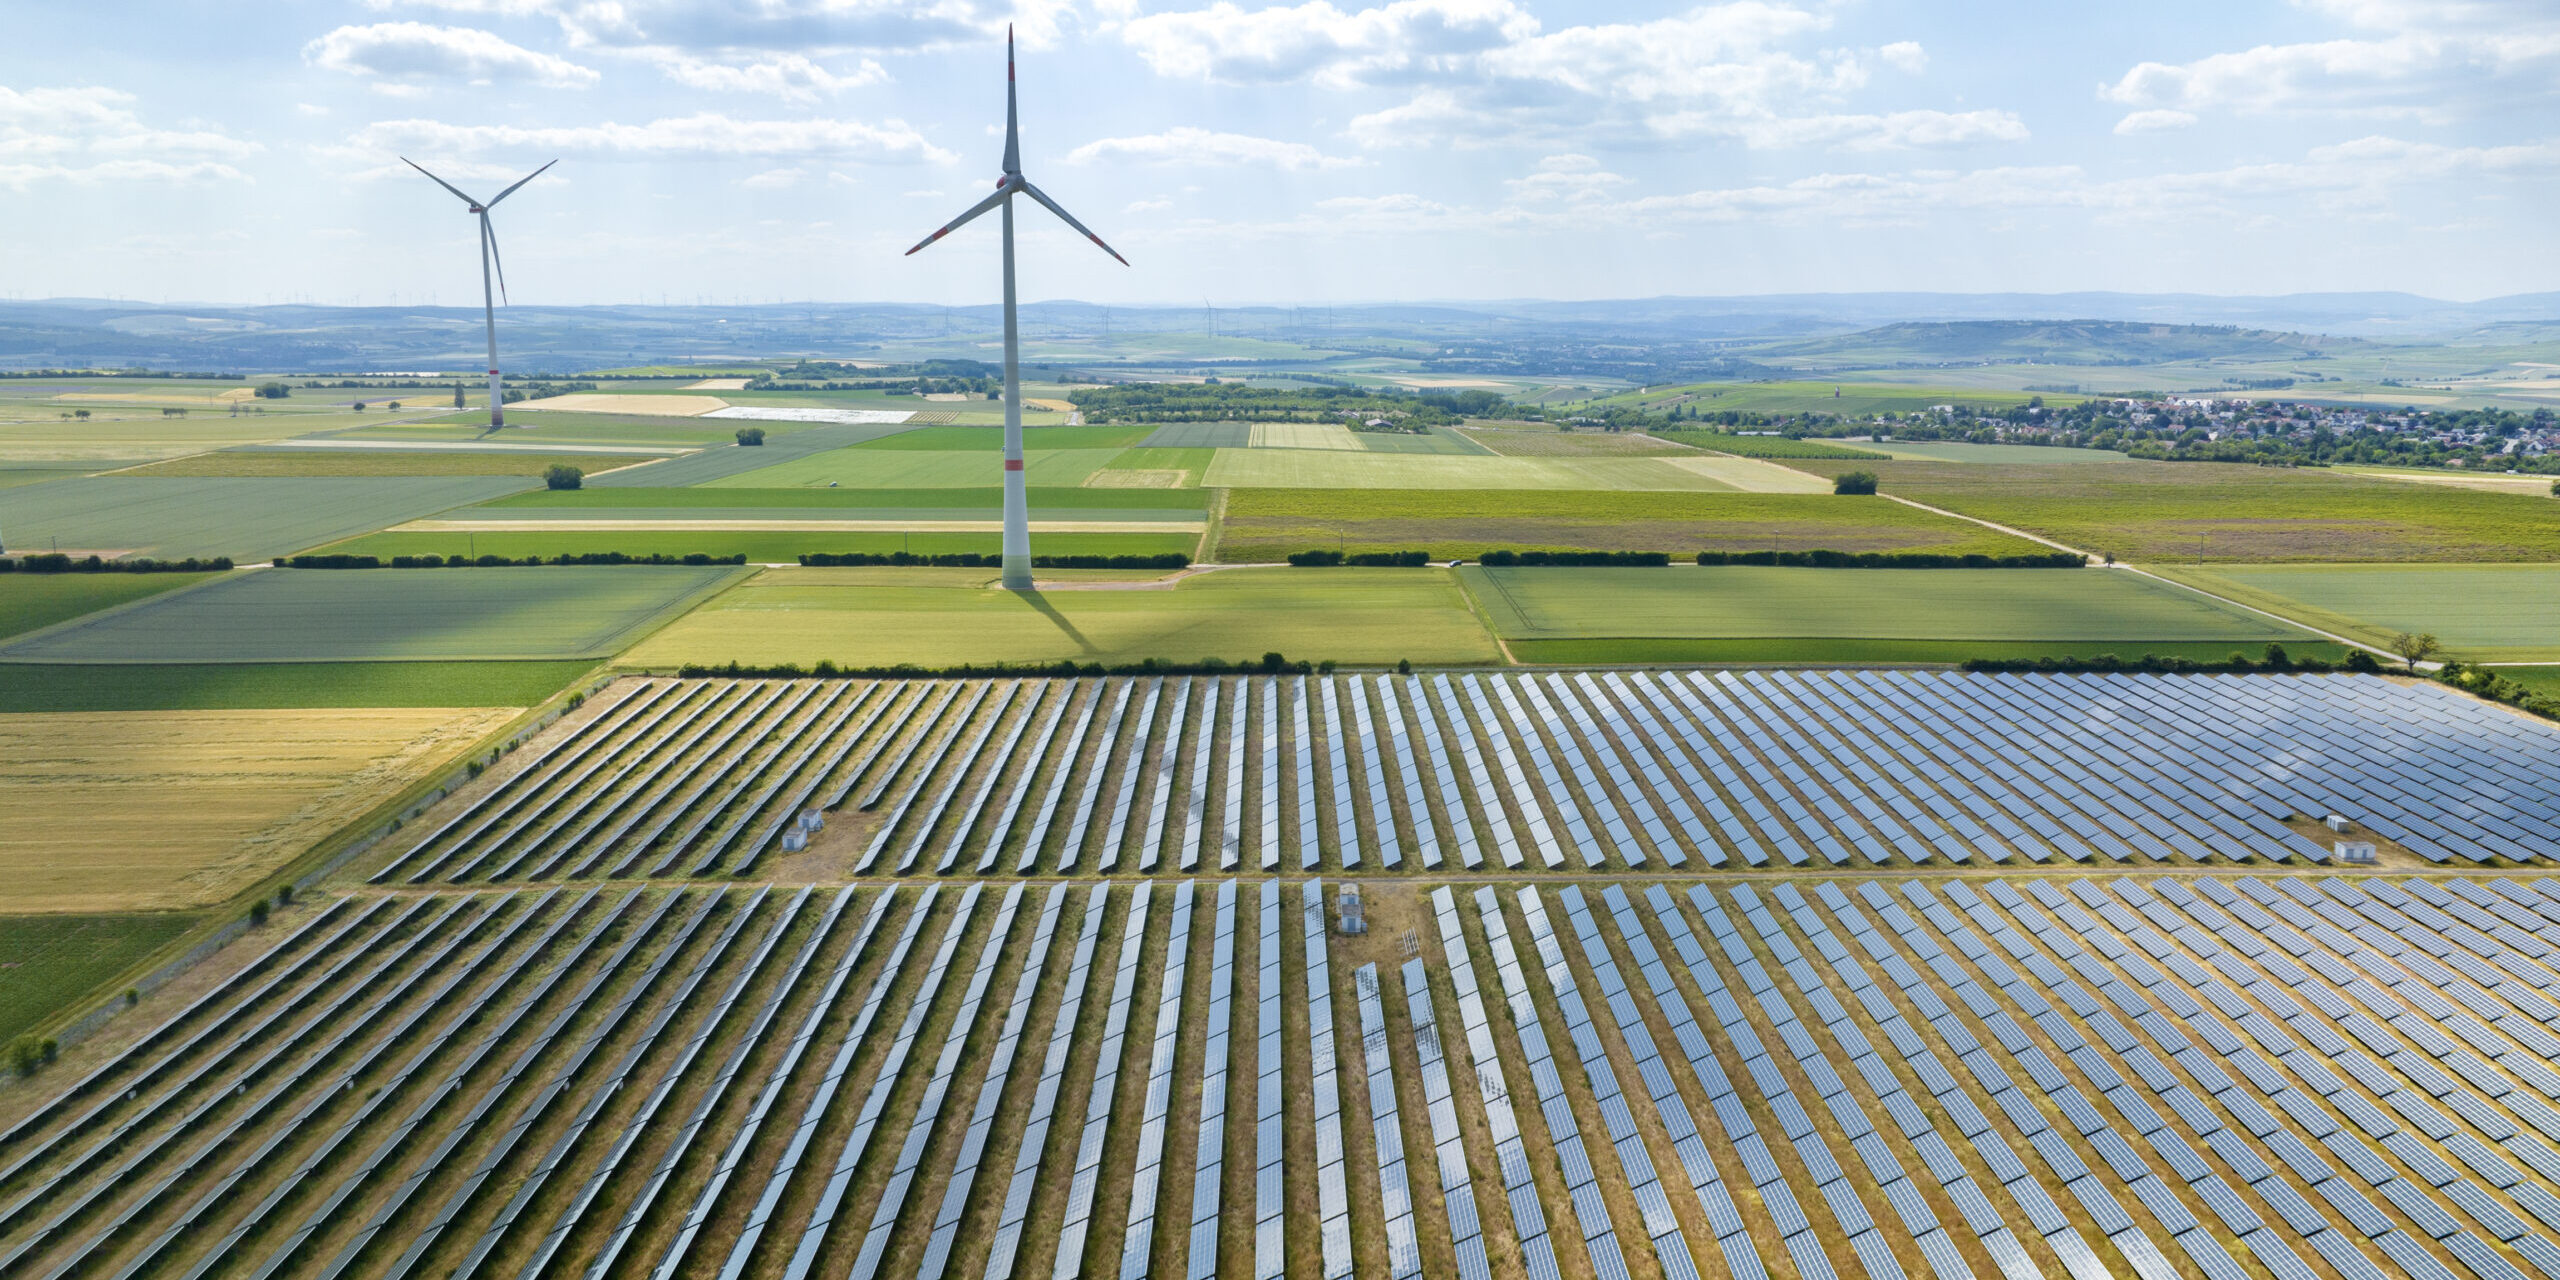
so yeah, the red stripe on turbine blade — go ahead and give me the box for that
[1004,459,1025,471]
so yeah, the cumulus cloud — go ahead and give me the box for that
[0,85,257,188]
[350,113,955,163]
[2113,108,2197,135]
[367,0,992,53]
[1504,153,1627,202]
[1068,126,1364,170]
[1128,1,2021,152]
[2098,1,2560,121]
[741,166,805,188]
[304,22,601,89]
[649,51,886,100]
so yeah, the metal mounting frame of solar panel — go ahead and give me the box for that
[1371,676,1444,869]
[1885,673,2157,861]
[1400,958,1495,1280]
[1319,676,1368,869]
[1135,678,1192,873]
[1682,675,1861,867]
[1427,887,1563,1280]
[1117,880,1198,1280]
[369,678,673,880]
[843,884,1033,1280]
[1602,672,1765,865]
[1716,674,1913,866]
[454,682,750,880]
[765,884,990,1280]
[982,680,1080,873]
[1868,674,2114,863]
[608,682,822,872]
[1964,678,2223,862]
[1471,887,1636,1280]
[1051,883,1154,1279]
[859,681,997,872]
[1515,890,1699,1280]
[519,684,775,880]
[592,683,814,879]
[129,890,590,1280]
[1220,679,1248,870]
[660,885,916,1280]
[1735,672,1998,865]
[883,680,1017,873]
[1246,884,1287,1279]
[1654,673,1819,866]
[1293,676,1321,870]
[1259,680,1282,870]
[698,681,884,875]
[1345,676,1403,867]
[1800,673,2053,863]
[240,888,651,1280]
[973,884,1108,1280]
[1550,674,1684,865]
[1460,674,1564,867]
[950,680,1055,873]
[1999,676,2295,860]
[1046,680,1133,873]
[729,682,898,874]
[1104,681,1170,874]
[1837,882,2221,1280]
[1183,882,1242,1280]
[22,893,503,1276]
[1403,675,1482,869]
[1177,681,1220,872]
[648,681,849,875]
[916,884,1071,1278]
[1302,880,1355,1279]
[1354,963,1424,1279]
[1427,674,1522,867]
[1504,676,1619,867]
[453,680,726,881]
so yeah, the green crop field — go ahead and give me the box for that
[1215,489,2039,560]
[706,446,1125,489]
[1873,459,2560,561]
[1462,564,2316,664]
[850,423,1152,451]
[621,565,1503,668]
[0,413,364,464]
[331,413,756,446]
[1138,422,1252,448]
[116,450,664,478]
[1867,441,2132,464]
[1098,447,1216,485]
[0,660,592,710]
[0,914,201,1043]
[2492,666,2560,701]
[481,485,1210,510]
[0,476,532,561]
[321,528,1201,563]
[2157,563,2560,660]
[1654,431,1890,460]
[1610,380,2087,415]
[0,572,213,641]
[1202,450,1738,491]
[0,565,741,663]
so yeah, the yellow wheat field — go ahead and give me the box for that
[0,707,514,912]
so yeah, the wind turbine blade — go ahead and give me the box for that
[403,157,484,207]
[483,212,510,305]
[1018,180,1129,266]
[1002,24,1020,176]
[484,158,557,208]
[903,185,1009,256]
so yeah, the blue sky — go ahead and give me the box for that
[2,0,2553,306]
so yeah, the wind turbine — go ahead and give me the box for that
[907,26,1127,591]
[404,157,556,429]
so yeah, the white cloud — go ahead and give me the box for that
[2114,109,2198,135]
[2099,2,2560,121]
[1068,126,1364,169]
[350,113,956,163]
[304,22,600,89]
[295,102,332,117]
[742,166,805,188]
[646,51,887,101]
[367,0,991,53]
[1126,197,1173,212]
[1130,1,2021,152]
[1504,152,1627,202]
[0,85,257,188]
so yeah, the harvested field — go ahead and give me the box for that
[1658,454,1836,492]
[1204,451,1741,491]
[0,565,741,664]
[114,450,665,478]
[1872,458,2560,561]
[516,393,729,416]
[1215,488,2038,560]
[1459,428,1696,457]
[0,706,513,910]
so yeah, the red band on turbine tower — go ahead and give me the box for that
[1004,459,1025,471]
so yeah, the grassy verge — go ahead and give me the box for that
[0,913,201,1044]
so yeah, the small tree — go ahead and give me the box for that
[353,401,367,412]
[7,1036,55,1078]
[545,463,584,491]
[249,899,269,927]
[452,383,466,409]
[256,382,290,399]
[72,408,90,421]
[1832,470,1878,495]
[2389,632,2441,670]
[735,426,766,446]
[387,400,402,411]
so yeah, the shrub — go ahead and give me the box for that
[798,552,1188,570]
[1478,550,1670,567]
[124,987,139,1007]
[1695,549,2083,569]
[249,900,269,927]
[0,554,231,574]
[544,464,584,491]
[255,382,290,399]
[736,426,766,446]
[7,1036,57,1077]
[1290,549,1428,567]
[1832,470,1879,495]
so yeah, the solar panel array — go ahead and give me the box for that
[377,673,2556,884]
[27,872,2560,1280]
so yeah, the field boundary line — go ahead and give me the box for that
[1875,491,2409,664]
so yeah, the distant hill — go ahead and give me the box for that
[1759,320,2349,368]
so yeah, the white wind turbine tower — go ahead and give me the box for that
[907,25,1127,591]
[404,157,557,429]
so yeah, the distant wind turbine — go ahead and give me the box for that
[906,26,1127,591]
[404,156,556,429]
